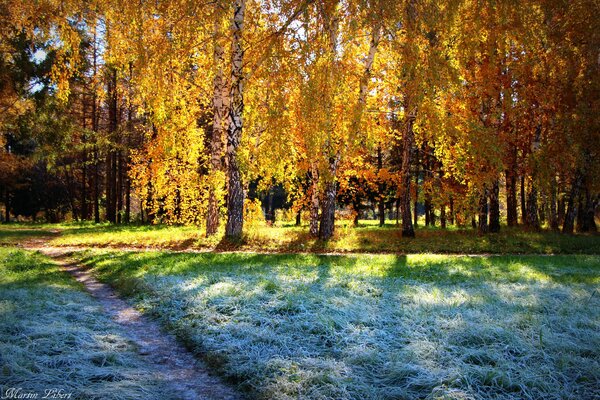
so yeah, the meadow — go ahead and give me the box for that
[1,224,599,399]
[73,250,600,399]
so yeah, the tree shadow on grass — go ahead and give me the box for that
[72,249,600,399]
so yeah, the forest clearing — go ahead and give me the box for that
[1,0,599,398]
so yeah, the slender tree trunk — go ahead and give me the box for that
[576,193,585,232]
[505,169,517,226]
[562,171,582,234]
[117,151,123,223]
[93,146,100,223]
[449,197,455,225]
[526,181,540,229]
[91,24,100,224]
[413,147,419,227]
[225,0,246,239]
[81,108,88,220]
[400,107,416,237]
[489,179,500,233]
[440,204,446,229]
[478,186,488,235]
[295,210,301,226]
[106,67,118,224]
[550,175,559,231]
[206,11,229,236]
[125,177,130,223]
[520,175,526,225]
[580,191,597,232]
[309,169,319,237]
[377,145,384,227]
[4,190,9,223]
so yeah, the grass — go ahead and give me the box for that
[1,221,598,254]
[73,250,600,399]
[0,247,175,399]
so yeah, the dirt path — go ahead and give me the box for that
[22,237,243,400]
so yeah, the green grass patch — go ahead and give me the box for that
[76,250,600,399]
[0,248,174,399]
[2,222,598,254]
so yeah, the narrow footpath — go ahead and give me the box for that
[22,235,243,400]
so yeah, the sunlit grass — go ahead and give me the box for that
[0,248,173,399]
[75,250,600,399]
[1,221,596,254]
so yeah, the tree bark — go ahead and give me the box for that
[520,175,526,225]
[106,67,118,224]
[225,0,246,239]
[580,190,597,232]
[505,169,517,226]
[309,169,319,237]
[377,145,384,227]
[478,186,488,235]
[4,190,9,223]
[400,107,416,237]
[413,147,419,227]
[562,171,581,234]
[526,181,540,229]
[489,179,500,233]
[319,180,336,240]
[206,10,228,236]
[550,175,559,231]
[440,204,446,229]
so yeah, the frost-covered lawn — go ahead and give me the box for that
[78,251,600,400]
[0,248,173,399]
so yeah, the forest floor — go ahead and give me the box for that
[1,225,599,399]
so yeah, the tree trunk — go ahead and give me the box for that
[93,146,100,223]
[206,11,228,236]
[489,179,500,233]
[400,107,416,237]
[478,186,488,235]
[520,175,526,225]
[449,197,454,225]
[550,175,559,231]
[576,193,585,232]
[562,171,581,234]
[319,181,336,240]
[440,204,446,229]
[413,147,419,227]
[295,210,301,226]
[309,169,319,237]
[580,190,597,232]
[377,145,384,227]
[505,169,517,226]
[526,181,540,229]
[106,67,118,224]
[81,123,88,220]
[4,190,9,223]
[125,176,130,223]
[116,151,123,223]
[225,0,246,240]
